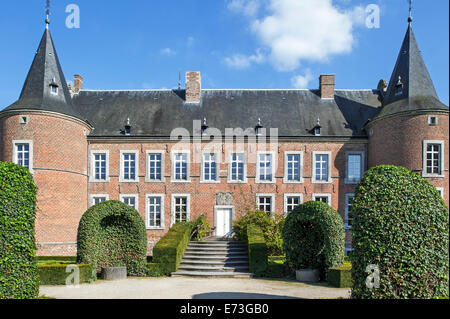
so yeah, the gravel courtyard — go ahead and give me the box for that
[40,277,350,299]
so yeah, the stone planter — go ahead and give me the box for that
[296,269,320,283]
[101,267,127,281]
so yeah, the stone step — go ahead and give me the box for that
[182,256,249,262]
[172,271,252,278]
[178,265,249,272]
[183,253,249,259]
[185,247,247,253]
[188,242,247,247]
[180,260,249,266]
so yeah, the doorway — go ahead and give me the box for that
[214,206,233,237]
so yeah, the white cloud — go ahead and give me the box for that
[224,49,265,69]
[291,69,314,89]
[227,0,363,72]
[160,48,176,56]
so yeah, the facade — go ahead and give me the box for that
[0,19,448,257]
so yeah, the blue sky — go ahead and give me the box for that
[0,0,448,109]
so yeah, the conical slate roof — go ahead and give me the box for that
[376,24,448,120]
[3,27,85,120]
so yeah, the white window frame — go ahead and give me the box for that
[422,140,445,178]
[428,116,438,126]
[345,193,355,230]
[119,194,139,211]
[119,150,139,182]
[256,193,275,214]
[146,194,165,230]
[171,150,191,183]
[345,151,365,185]
[145,150,165,182]
[436,187,444,198]
[256,151,276,184]
[312,193,332,205]
[89,194,110,207]
[201,152,220,183]
[50,85,58,95]
[90,150,110,182]
[171,194,191,226]
[284,193,303,215]
[283,151,304,183]
[12,140,33,173]
[312,151,332,184]
[227,152,247,184]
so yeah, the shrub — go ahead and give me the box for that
[0,161,39,299]
[146,263,167,277]
[191,215,211,241]
[328,261,352,288]
[38,264,93,285]
[247,224,268,276]
[152,222,195,275]
[351,165,449,299]
[77,200,147,280]
[233,211,285,256]
[282,201,345,277]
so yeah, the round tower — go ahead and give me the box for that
[0,24,92,256]
[367,22,449,206]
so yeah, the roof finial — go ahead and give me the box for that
[45,0,51,28]
[408,0,413,24]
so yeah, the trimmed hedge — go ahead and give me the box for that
[146,263,167,277]
[247,224,268,277]
[351,165,449,299]
[328,263,352,288]
[282,201,345,277]
[0,161,39,299]
[38,264,93,285]
[153,222,195,275]
[77,201,147,280]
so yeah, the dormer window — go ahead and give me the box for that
[255,118,263,136]
[49,78,59,95]
[314,118,322,136]
[124,118,131,136]
[395,76,403,96]
[201,118,209,137]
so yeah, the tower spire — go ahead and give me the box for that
[408,0,413,24]
[45,0,50,28]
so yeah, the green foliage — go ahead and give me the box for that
[282,201,345,276]
[38,263,93,285]
[146,263,167,277]
[350,165,449,299]
[191,215,211,241]
[328,262,353,288]
[265,256,293,278]
[152,222,195,274]
[247,224,268,276]
[233,211,285,256]
[0,161,39,299]
[76,200,147,280]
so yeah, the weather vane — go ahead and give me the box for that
[408,0,413,23]
[45,0,51,27]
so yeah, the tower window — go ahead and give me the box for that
[428,116,438,126]
[50,84,58,95]
[395,76,403,96]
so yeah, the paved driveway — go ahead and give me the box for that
[40,277,350,299]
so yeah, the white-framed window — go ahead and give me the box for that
[50,85,58,95]
[345,151,364,184]
[201,152,219,183]
[19,115,29,125]
[172,151,190,182]
[284,194,303,215]
[90,194,109,207]
[423,141,445,177]
[146,194,165,229]
[146,151,164,182]
[119,194,138,210]
[345,193,355,229]
[171,194,190,226]
[284,152,303,183]
[90,150,109,182]
[13,140,33,172]
[120,150,139,182]
[312,193,331,205]
[436,187,444,198]
[312,151,332,183]
[428,116,438,126]
[256,152,275,183]
[228,152,247,183]
[256,194,275,214]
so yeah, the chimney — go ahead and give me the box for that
[73,74,83,93]
[319,74,335,99]
[185,71,201,103]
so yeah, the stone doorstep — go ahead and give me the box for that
[171,271,252,278]
[180,260,249,266]
[177,265,250,272]
[185,247,248,253]
[182,255,249,260]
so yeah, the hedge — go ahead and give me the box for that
[247,224,268,277]
[38,264,93,285]
[0,161,39,299]
[328,262,352,288]
[146,263,167,277]
[77,201,148,280]
[282,201,345,277]
[351,165,449,299]
[152,222,195,275]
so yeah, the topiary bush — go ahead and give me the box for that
[191,215,211,241]
[282,201,345,277]
[77,200,147,280]
[351,165,449,299]
[0,161,39,299]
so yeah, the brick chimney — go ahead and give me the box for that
[185,71,201,103]
[73,74,83,93]
[319,74,335,99]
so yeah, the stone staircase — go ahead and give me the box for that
[171,238,251,278]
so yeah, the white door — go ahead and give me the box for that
[216,208,232,237]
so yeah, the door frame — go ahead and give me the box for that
[214,205,234,237]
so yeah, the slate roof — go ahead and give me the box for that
[72,89,381,138]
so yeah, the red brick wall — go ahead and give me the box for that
[367,113,449,206]
[0,114,89,256]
